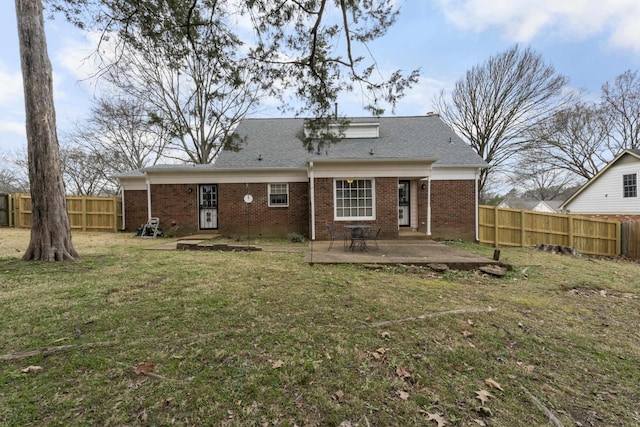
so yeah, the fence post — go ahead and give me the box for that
[616,220,622,256]
[82,197,87,231]
[16,193,23,227]
[568,216,574,247]
[113,197,118,232]
[520,209,526,247]
[494,205,499,247]
[9,194,14,227]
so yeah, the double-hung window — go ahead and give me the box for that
[268,183,289,207]
[334,179,375,220]
[623,173,637,198]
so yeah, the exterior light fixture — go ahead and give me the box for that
[346,178,354,184]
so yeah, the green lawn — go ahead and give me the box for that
[0,229,639,426]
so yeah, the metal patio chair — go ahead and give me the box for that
[326,222,348,250]
[368,226,382,249]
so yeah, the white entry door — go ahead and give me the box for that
[199,184,218,230]
[398,180,410,227]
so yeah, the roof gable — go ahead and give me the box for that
[560,149,640,210]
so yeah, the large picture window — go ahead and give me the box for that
[335,179,375,220]
[268,183,289,207]
[623,173,637,198]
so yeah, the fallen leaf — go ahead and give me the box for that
[427,412,447,426]
[475,389,493,405]
[333,390,345,402]
[467,319,475,326]
[371,347,387,360]
[485,378,504,391]
[380,331,391,339]
[473,418,487,426]
[397,390,410,400]
[271,359,284,369]
[21,365,43,374]
[134,361,155,375]
[395,365,411,378]
[461,330,474,337]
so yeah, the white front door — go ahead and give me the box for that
[398,180,410,227]
[199,184,218,230]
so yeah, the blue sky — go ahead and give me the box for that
[2,0,640,155]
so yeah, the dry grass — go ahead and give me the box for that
[0,229,639,426]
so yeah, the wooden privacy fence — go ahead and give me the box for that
[8,193,122,232]
[479,206,620,257]
[621,220,640,259]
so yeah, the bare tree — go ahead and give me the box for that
[435,45,571,193]
[0,167,29,194]
[15,0,77,261]
[59,146,118,196]
[102,40,261,164]
[509,150,579,200]
[601,69,640,151]
[0,154,30,193]
[524,102,610,181]
[64,97,170,171]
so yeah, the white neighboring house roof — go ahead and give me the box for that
[499,198,562,213]
[559,149,640,211]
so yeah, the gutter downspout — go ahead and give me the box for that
[309,162,316,240]
[120,187,126,231]
[146,173,152,221]
[426,177,432,236]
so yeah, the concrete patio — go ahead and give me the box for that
[149,234,504,270]
[306,239,503,270]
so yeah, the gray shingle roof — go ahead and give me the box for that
[213,116,487,170]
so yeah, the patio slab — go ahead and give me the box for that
[306,240,504,270]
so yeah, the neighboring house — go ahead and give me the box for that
[115,115,488,241]
[499,198,562,213]
[560,149,640,217]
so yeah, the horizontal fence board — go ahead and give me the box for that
[479,205,620,257]
[8,193,122,232]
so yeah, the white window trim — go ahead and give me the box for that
[623,173,637,198]
[268,183,289,207]
[333,178,376,221]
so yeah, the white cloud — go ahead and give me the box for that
[434,0,640,54]
[0,64,23,106]
[0,120,25,137]
[54,31,103,85]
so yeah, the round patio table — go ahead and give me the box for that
[344,224,371,251]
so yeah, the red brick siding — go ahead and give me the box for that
[429,180,477,240]
[313,177,399,240]
[150,184,199,235]
[123,189,148,232]
[218,182,309,238]
[124,178,478,240]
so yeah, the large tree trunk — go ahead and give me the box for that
[15,0,78,261]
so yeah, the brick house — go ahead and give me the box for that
[115,115,488,241]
